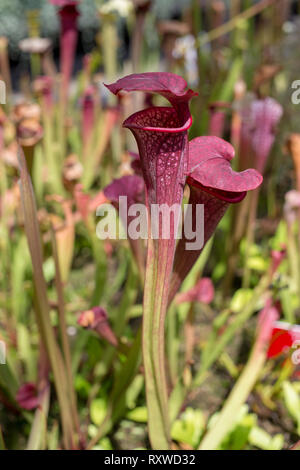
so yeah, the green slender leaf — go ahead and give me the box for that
[18,147,76,449]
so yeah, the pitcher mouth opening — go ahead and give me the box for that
[123,106,192,134]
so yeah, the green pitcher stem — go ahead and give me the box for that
[143,233,173,449]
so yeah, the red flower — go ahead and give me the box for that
[104,175,145,277]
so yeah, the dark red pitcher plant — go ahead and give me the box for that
[105,72,262,449]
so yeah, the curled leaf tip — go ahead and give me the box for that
[104,72,197,101]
